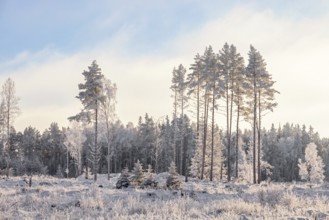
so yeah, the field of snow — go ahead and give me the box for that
[0,174,329,219]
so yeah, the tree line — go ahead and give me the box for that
[0,44,328,184]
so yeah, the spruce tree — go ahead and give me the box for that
[166,162,181,190]
[116,166,130,189]
[132,160,144,187]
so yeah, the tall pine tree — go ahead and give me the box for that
[69,60,105,181]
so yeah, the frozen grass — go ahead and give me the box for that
[0,175,328,219]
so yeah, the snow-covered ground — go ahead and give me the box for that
[0,174,328,219]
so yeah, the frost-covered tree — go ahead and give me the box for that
[170,64,188,175]
[99,78,117,180]
[190,124,222,180]
[230,45,246,179]
[298,142,325,186]
[56,164,64,178]
[136,114,156,168]
[69,60,105,181]
[245,45,278,184]
[187,53,203,148]
[199,46,216,180]
[116,166,130,189]
[1,78,20,160]
[145,164,155,181]
[132,159,144,187]
[40,123,65,176]
[64,121,86,177]
[166,162,181,190]
[142,164,157,188]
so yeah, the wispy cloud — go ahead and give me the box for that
[1,2,329,137]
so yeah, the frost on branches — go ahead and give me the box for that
[298,142,325,185]
[131,160,144,187]
[166,162,181,190]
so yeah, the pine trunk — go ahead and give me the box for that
[253,69,257,184]
[106,117,111,180]
[210,88,215,181]
[180,94,184,175]
[184,136,188,182]
[173,91,177,165]
[94,99,98,182]
[200,91,209,180]
[229,87,234,181]
[235,93,240,179]
[258,91,261,184]
[226,87,231,182]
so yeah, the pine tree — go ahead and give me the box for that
[219,43,234,182]
[69,60,106,181]
[187,53,203,153]
[230,45,246,179]
[246,45,278,184]
[199,46,216,180]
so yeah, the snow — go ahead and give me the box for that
[0,174,328,219]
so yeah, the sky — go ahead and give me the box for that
[1,0,329,137]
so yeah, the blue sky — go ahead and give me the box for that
[2,0,327,59]
[1,0,329,137]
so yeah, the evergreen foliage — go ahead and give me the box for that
[166,162,181,190]
[69,60,106,182]
[141,164,157,188]
[116,166,130,189]
[132,160,144,187]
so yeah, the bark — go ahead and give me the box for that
[183,136,188,182]
[200,91,209,180]
[226,86,231,182]
[253,68,257,184]
[180,92,184,174]
[210,87,215,181]
[235,91,240,179]
[173,90,177,166]
[258,91,261,184]
[94,99,98,182]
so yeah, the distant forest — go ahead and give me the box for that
[0,44,328,184]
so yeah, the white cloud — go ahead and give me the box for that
[2,5,329,137]
[165,6,329,137]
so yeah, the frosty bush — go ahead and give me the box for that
[116,166,130,189]
[298,142,325,186]
[166,162,181,190]
[141,164,157,188]
[258,189,282,207]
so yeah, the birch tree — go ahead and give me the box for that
[298,142,325,186]
[64,121,86,177]
[1,78,20,151]
[99,78,117,180]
